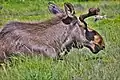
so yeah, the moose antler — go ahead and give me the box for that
[79,8,100,28]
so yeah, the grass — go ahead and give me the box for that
[0,0,120,80]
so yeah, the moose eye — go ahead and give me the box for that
[85,31,95,41]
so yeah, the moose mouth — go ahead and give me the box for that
[92,44,101,54]
[85,44,102,54]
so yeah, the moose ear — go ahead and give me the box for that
[48,2,63,14]
[64,3,75,17]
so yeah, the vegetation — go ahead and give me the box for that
[0,0,120,80]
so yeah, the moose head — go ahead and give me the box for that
[48,2,105,54]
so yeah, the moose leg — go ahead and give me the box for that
[61,38,73,56]
[42,45,59,58]
[0,51,8,63]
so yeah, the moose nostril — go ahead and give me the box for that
[102,46,105,49]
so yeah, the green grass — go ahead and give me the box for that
[0,0,120,80]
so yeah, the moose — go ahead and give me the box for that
[0,3,105,62]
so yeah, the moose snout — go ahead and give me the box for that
[101,45,105,50]
[92,44,105,54]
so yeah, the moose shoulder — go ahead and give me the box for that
[0,3,103,62]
